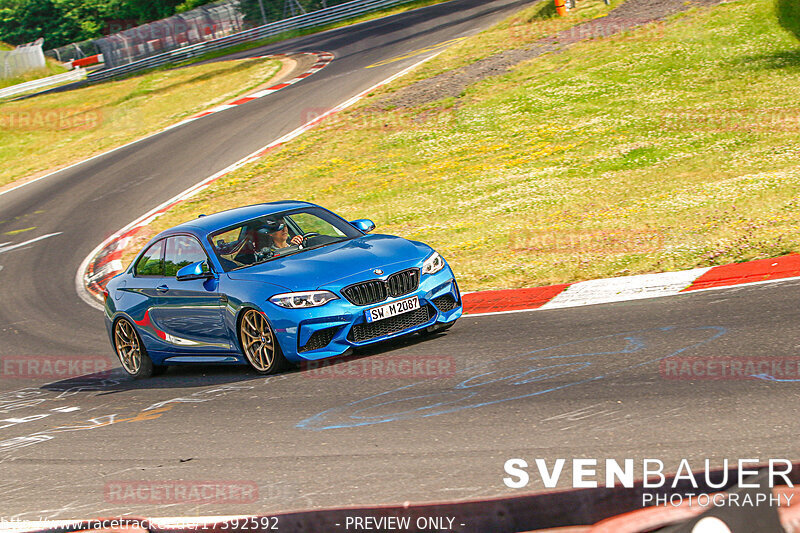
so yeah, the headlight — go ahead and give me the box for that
[421,252,445,276]
[270,291,339,309]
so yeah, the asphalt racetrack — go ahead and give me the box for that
[1,0,798,522]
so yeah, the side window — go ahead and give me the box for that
[134,240,165,277]
[164,235,209,277]
[212,227,244,254]
[288,213,346,237]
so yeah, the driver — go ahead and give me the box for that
[265,219,302,249]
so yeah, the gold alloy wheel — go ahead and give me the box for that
[240,309,277,372]
[114,319,142,375]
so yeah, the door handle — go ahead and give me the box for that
[156,285,169,293]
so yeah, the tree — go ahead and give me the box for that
[237,0,338,27]
[0,0,219,49]
[113,0,188,23]
[237,0,280,26]
[0,0,115,47]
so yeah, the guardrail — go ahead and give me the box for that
[87,0,419,82]
[0,67,87,99]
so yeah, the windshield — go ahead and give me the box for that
[208,207,361,271]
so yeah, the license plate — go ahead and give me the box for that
[365,296,420,323]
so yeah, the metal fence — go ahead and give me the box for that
[94,0,244,68]
[88,0,420,82]
[46,39,99,64]
[1,39,46,79]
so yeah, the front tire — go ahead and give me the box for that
[425,321,456,335]
[113,318,155,379]
[239,308,289,375]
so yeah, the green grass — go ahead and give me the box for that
[0,57,281,188]
[129,0,800,291]
[777,0,800,41]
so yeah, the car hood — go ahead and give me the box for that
[225,234,432,291]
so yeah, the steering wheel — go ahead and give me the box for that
[300,232,321,248]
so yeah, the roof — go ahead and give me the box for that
[165,201,317,235]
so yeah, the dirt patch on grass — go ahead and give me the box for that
[378,0,723,109]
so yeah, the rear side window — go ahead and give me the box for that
[164,235,209,277]
[134,239,165,277]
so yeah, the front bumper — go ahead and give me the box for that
[268,267,462,363]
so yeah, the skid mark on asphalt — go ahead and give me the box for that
[0,406,175,453]
[544,404,684,432]
[0,374,289,459]
[2,484,121,521]
[542,403,623,431]
[88,174,158,203]
[297,326,727,430]
[0,381,256,456]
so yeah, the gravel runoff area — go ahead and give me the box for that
[379,0,725,109]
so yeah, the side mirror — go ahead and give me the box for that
[176,261,214,281]
[350,219,376,233]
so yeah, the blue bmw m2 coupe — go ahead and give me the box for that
[104,201,462,378]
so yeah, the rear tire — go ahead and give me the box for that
[239,308,289,375]
[113,317,154,379]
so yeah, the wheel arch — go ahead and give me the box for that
[236,305,292,373]
[234,304,286,356]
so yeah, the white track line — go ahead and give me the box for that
[0,233,62,255]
